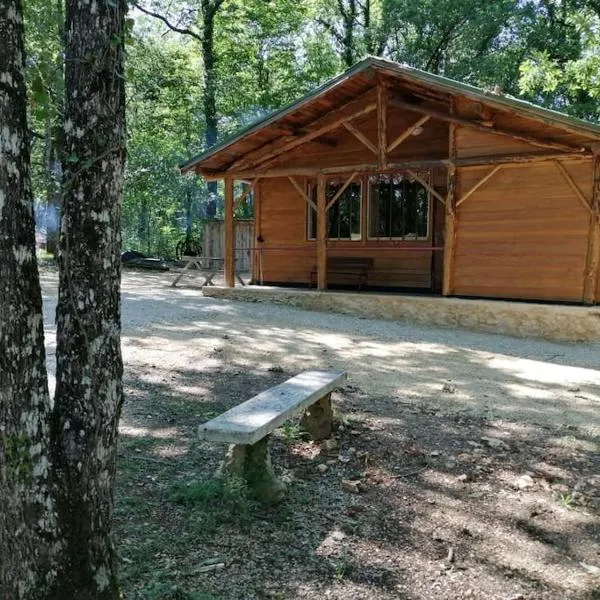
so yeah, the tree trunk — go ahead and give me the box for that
[51,0,127,596]
[0,0,58,596]
[201,4,219,208]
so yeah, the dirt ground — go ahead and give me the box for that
[40,268,600,600]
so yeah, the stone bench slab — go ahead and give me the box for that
[198,369,347,445]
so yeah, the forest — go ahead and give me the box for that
[28,0,600,258]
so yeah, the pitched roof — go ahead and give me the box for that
[181,56,600,174]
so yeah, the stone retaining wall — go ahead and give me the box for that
[202,286,600,343]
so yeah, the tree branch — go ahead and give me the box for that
[317,17,344,43]
[132,1,203,42]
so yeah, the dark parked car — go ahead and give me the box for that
[121,250,170,271]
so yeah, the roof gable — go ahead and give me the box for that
[181,57,600,176]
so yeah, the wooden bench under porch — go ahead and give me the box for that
[198,369,347,503]
[309,256,374,289]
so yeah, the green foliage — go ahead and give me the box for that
[519,7,600,120]
[280,421,303,444]
[23,0,600,259]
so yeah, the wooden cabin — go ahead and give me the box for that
[181,57,600,305]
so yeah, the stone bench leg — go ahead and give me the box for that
[218,436,286,504]
[300,393,333,441]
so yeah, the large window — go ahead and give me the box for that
[368,174,430,240]
[308,180,362,241]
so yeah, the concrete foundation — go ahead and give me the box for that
[202,285,600,342]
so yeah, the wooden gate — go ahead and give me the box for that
[203,219,254,271]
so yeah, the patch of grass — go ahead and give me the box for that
[280,421,303,443]
[333,547,353,581]
[170,476,255,533]
[556,492,575,508]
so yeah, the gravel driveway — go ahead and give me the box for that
[42,268,600,434]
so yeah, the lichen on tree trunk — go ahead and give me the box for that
[50,0,127,596]
[0,0,58,596]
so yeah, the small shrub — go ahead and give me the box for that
[280,421,303,443]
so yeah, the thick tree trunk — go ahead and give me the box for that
[51,0,127,596]
[0,0,58,596]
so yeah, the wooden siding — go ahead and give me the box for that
[452,160,593,302]
[258,176,441,288]
[455,127,539,159]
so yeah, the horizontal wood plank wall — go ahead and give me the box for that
[259,177,436,288]
[453,160,593,302]
[455,127,539,159]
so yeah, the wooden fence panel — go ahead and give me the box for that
[203,219,254,271]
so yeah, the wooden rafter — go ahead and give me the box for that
[456,165,504,208]
[326,172,359,210]
[226,88,379,172]
[390,96,586,154]
[387,115,431,153]
[344,121,377,155]
[456,151,589,169]
[405,169,445,206]
[553,160,593,215]
[377,84,388,169]
[288,176,316,211]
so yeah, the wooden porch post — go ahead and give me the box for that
[252,179,262,285]
[583,150,600,304]
[317,173,327,290]
[224,176,235,287]
[443,118,457,297]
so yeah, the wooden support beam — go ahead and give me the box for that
[553,160,593,215]
[288,176,317,211]
[224,177,235,288]
[326,171,359,210]
[378,84,388,169]
[405,169,445,206]
[443,117,457,297]
[344,121,378,155]
[583,152,600,304]
[390,95,586,154]
[227,88,378,172]
[455,151,589,169]
[456,165,504,208]
[200,152,591,182]
[387,115,431,153]
[252,179,262,285]
[317,173,327,290]
[234,180,256,210]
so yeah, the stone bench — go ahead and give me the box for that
[198,369,347,503]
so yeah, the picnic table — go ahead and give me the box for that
[171,256,246,288]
